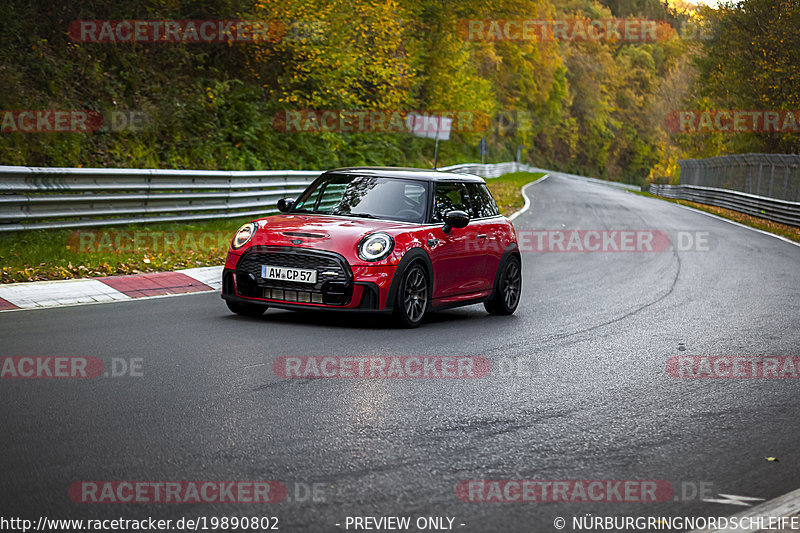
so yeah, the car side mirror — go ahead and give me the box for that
[442,210,470,234]
[277,198,295,213]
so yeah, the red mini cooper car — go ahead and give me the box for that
[221,167,521,327]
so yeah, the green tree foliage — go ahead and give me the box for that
[0,0,794,186]
[674,0,800,158]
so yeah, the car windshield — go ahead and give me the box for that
[291,174,429,223]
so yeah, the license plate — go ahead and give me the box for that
[261,265,317,284]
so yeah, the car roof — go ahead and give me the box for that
[322,166,486,183]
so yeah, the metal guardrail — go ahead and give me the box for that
[645,154,800,228]
[0,162,533,231]
[678,154,800,203]
[646,183,800,228]
[440,161,533,178]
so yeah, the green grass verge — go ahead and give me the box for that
[631,190,800,243]
[0,217,254,283]
[0,170,545,283]
[485,171,545,215]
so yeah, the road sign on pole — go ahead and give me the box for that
[406,113,452,141]
[406,113,452,169]
[478,137,488,165]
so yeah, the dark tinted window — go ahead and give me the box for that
[467,183,500,218]
[293,175,428,223]
[432,182,471,222]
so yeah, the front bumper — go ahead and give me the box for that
[221,246,397,312]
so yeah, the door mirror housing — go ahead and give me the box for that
[277,198,295,213]
[442,210,470,234]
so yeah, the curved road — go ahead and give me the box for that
[2,172,799,532]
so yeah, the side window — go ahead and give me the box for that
[433,182,471,222]
[316,182,349,212]
[467,183,500,218]
[294,180,325,211]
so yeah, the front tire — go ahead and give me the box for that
[393,263,429,328]
[485,255,521,316]
[226,300,267,317]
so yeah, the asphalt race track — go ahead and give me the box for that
[2,172,799,532]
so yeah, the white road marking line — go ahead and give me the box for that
[0,287,214,313]
[509,174,549,221]
[0,267,224,313]
[634,190,800,249]
[703,493,767,507]
[690,486,800,533]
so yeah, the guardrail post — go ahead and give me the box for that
[738,157,745,192]
[768,162,775,198]
[794,166,800,202]
[756,160,763,196]
[745,156,752,194]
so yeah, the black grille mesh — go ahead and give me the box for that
[234,247,352,305]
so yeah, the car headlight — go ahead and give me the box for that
[232,222,257,249]
[358,232,394,261]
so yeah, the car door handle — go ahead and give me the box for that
[477,234,488,239]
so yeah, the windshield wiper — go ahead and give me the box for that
[335,212,379,219]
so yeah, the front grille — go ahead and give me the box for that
[235,246,353,306]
